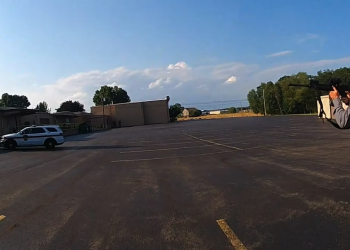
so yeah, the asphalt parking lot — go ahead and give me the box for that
[0,115,350,250]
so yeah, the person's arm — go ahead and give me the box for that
[332,97,350,128]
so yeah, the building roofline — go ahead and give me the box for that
[90,98,170,108]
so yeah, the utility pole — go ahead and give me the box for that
[101,96,106,129]
[263,88,267,116]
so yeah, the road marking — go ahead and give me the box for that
[120,145,210,154]
[183,133,243,150]
[0,215,6,221]
[111,150,232,163]
[146,141,202,146]
[216,219,247,250]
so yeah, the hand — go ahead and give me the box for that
[346,91,350,99]
[329,86,340,100]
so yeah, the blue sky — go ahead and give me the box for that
[1,0,350,110]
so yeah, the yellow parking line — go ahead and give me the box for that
[183,133,242,151]
[0,215,6,221]
[216,219,247,250]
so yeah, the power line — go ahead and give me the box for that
[181,99,248,106]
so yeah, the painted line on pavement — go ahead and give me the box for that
[183,133,243,151]
[111,150,233,163]
[216,219,247,250]
[146,141,203,146]
[0,215,6,222]
[120,145,211,154]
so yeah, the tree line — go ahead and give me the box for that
[247,67,350,115]
[4,66,350,118]
[0,85,131,113]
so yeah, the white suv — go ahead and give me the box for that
[0,125,65,150]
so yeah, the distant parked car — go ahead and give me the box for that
[0,125,65,150]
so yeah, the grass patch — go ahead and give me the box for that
[177,112,262,121]
[177,112,317,121]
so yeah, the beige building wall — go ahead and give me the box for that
[21,113,55,126]
[71,114,111,128]
[209,110,221,115]
[91,105,117,126]
[54,116,72,124]
[115,102,145,127]
[0,115,19,134]
[143,100,169,125]
[182,109,189,117]
[90,98,170,127]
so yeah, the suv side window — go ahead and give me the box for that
[46,127,58,132]
[22,128,32,134]
[31,128,46,134]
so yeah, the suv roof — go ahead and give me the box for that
[29,125,61,128]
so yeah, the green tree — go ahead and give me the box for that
[228,107,237,113]
[189,109,202,117]
[0,93,31,108]
[247,66,350,116]
[35,101,51,113]
[93,85,131,106]
[247,89,262,114]
[264,81,281,115]
[173,103,184,113]
[56,100,85,112]
[169,103,184,122]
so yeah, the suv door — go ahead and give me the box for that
[29,127,47,146]
[18,128,33,146]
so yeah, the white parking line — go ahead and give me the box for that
[120,145,211,154]
[111,150,233,163]
[183,133,243,151]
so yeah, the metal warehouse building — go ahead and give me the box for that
[90,96,170,128]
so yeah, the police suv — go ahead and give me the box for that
[0,125,65,150]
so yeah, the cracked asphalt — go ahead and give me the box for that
[0,115,350,250]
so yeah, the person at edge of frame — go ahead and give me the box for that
[329,86,350,129]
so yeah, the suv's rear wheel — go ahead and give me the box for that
[44,138,56,149]
[5,139,17,150]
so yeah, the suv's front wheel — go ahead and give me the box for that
[44,138,56,149]
[5,139,17,150]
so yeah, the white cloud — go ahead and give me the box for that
[19,57,350,111]
[266,51,293,58]
[224,76,238,84]
[149,77,171,89]
[68,92,87,100]
[174,82,183,88]
[167,62,190,70]
[297,33,320,43]
[107,82,127,89]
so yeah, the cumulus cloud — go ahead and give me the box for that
[167,62,190,70]
[107,82,127,89]
[266,51,293,58]
[68,92,87,100]
[149,77,171,89]
[224,76,238,84]
[19,56,350,111]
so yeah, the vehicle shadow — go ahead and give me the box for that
[0,150,11,155]
[1,144,143,152]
